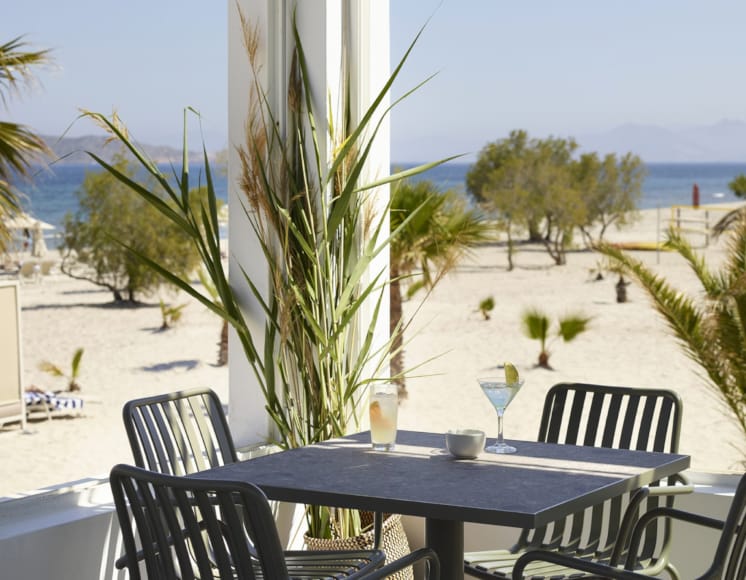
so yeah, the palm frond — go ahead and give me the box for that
[665,227,722,296]
[598,241,746,434]
[557,315,592,342]
[70,348,84,378]
[521,308,550,342]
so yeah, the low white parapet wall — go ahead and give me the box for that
[0,471,738,579]
[0,477,123,580]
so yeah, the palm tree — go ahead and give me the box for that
[0,36,52,249]
[598,222,746,438]
[521,307,592,369]
[39,348,84,392]
[198,268,228,366]
[390,178,492,396]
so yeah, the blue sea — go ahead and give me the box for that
[14,161,746,247]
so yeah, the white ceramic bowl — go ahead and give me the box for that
[445,429,486,459]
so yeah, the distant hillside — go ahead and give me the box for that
[577,120,746,162]
[40,134,213,165]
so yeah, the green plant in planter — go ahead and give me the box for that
[82,14,446,540]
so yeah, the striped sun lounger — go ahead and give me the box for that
[24,391,84,420]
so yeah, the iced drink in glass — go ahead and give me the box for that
[369,383,398,451]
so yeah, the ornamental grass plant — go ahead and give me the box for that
[83,12,446,540]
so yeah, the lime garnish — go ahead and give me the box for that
[504,362,520,385]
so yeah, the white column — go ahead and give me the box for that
[348,1,391,380]
[227,0,391,448]
[227,0,273,447]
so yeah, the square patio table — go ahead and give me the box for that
[191,430,690,579]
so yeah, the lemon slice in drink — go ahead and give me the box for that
[504,362,520,386]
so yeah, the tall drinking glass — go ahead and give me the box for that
[369,383,398,451]
[477,377,524,454]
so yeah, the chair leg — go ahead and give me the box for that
[373,511,383,549]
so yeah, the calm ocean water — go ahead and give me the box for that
[14,161,746,247]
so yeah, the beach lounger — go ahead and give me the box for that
[18,261,41,284]
[40,259,56,276]
[24,391,84,420]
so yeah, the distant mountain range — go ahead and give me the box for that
[577,120,746,163]
[45,121,746,166]
[40,134,214,165]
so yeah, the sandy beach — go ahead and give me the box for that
[1,203,744,498]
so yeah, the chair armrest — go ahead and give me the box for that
[647,472,694,497]
[362,547,440,580]
[513,549,653,579]
[114,554,133,570]
[610,473,694,564]
[624,504,725,568]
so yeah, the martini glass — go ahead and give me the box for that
[477,377,524,454]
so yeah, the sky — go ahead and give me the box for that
[3,1,746,162]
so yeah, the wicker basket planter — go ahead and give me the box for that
[304,513,413,580]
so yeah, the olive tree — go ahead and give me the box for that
[468,131,585,265]
[728,174,746,199]
[467,130,544,242]
[576,152,645,247]
[60,155,202,302]
[530,137,586,265]
[467,130,643,265]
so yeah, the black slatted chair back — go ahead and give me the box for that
[110,464,288,580]
[518,383,682,565]
[123,388,238,475]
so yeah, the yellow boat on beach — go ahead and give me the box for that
[609,241,670,251]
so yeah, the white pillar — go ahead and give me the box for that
[227,0,391,448]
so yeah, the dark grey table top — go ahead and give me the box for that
[191,430,690,529]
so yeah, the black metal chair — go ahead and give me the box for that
[110,463,440,579]
[122,388,238,475]
[464,382,690,579]
[513,472,746,579]
[121,388,391,567]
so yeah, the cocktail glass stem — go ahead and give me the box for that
[496,410,505,447]
[487,407,516,454]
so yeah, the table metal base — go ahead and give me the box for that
[426,518,464,580]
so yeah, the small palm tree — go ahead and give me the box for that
[390,178,492,395]
[478,296,495,320]
[0,37,52,249]
[159,300,187,330]
[599,222,746,438]
[39,348,84,392]
[522,308,592,369]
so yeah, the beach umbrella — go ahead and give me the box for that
[2,212,54,257]
[3,211,54,231]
